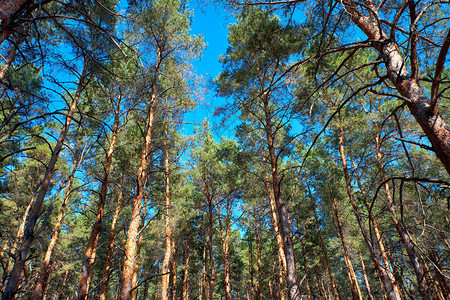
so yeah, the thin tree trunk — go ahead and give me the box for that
[181,236,190,300]
[161,125,173,300]
[429,248,450,297]
[120,49,160,299]
[300,237,311,300]
[78,96,122,300]
[259,133,286,300]
[375,134,430,300]
[422,254,445,300]
[142,275,149,300]
[331,198,362,300]
[201,239,207,300]
[217,195,232,300]
[207,195,215,300]
[33,148,81,300]
[307,186,340,300]
[254,207,262,300]
[99,175,125,300]
[130,187,150,300]
[260,134,288,275]
[337,128,402,300]
[360,254,375,300]
[249,238,255,300]
[171,251,177,300]
[349,151,400,298]
[2,59,88,300]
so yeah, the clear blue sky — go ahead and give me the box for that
[182,5,237,139]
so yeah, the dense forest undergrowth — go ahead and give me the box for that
[0,0,449,299]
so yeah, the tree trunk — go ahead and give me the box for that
[375,134,430,300]
[181,236,190,300]
[349,152,400,298]
[120,49,160,299]
[217,195,232,300]
[99,175,125,300]
[201,239,207,300]
[360,254,375,300]
[171,251,177,300]
[262,96,299,300]
[337,128,402,300]
[161,125,173,300]
[429,248,450,298]
[33,148,81,300]
[207,195,215,300]
[343,0,450,175]
[307,186,340,300]
[300,237,311,300]
[2,59,88,300]
[249,237,255,300]
[331,198,362,300]
[78,96,122,300]
[254,207,262,300]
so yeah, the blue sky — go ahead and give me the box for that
[182,5,237,139]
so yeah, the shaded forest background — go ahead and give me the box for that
[0,0,449,299]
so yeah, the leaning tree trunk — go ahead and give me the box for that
[337,129,402,300]
[374,134,430,300]
[120,99,155,300]
[120,48,161,300]
[99,175,125,300]
[342,0,450,176]
[33,148,82,300]
[2,59,88,300]
[78,96,122,300]
[360,253,375,300]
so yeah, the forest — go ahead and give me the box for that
[0,0,449,299]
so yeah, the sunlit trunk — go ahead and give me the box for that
[99,175,125,300]
[181,236,190,300]
[78,96,122,300]
[161,125,173,300]
[360,254,375,300]
[120,49,161,299]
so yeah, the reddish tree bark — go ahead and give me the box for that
[120,48,161,300]
[98,175,125,300]
[161,125,174,300]
[78,96,122,300]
